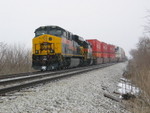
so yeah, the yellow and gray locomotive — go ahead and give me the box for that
[32,26,92,71]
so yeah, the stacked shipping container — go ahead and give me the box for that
[108,44,116,62]
[86,39,103,64]
[86,39,118,64]
[101,42,109,63]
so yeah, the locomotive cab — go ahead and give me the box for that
[32,26,64,70]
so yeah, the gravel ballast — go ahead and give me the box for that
[0,62,130,113]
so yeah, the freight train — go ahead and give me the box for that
[32,25,126,71]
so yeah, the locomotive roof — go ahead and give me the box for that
[35,25,67,32]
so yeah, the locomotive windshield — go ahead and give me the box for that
[49,29,63,36]
[35,30,47,36]
[35,26,63,37]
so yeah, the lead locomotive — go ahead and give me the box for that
[32,26,92,71]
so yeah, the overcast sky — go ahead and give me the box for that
[0,0,150,57]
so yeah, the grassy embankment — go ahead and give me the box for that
[125,37,150,113]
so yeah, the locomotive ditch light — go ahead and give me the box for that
[35,50,39,54]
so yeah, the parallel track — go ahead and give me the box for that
[0,63,115,95]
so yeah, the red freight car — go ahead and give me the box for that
[86,39,103,64]
[108,44,116,62]
[101,42,109,63]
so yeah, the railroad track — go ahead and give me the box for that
[0,63,115,95]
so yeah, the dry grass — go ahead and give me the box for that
[124,98,150,113]
[0,42,34,75]
[125,37,150,113]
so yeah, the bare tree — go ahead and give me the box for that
[0,43,33,75]
[144,10,150,35]
[0,42,7,72]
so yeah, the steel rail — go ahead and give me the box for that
[0,63,115,95]
[0,64,101,85]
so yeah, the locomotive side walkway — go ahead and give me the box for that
[0,62,130,113]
